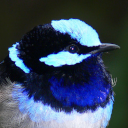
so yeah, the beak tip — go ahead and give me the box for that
[116,45,120,49]
[110,44,120,49]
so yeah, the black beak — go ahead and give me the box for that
[89,43,120,54]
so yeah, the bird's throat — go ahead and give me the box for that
[21,54,113,113]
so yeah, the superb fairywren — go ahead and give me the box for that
[0,19,120,128]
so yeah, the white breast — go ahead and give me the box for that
[0,80,113,128]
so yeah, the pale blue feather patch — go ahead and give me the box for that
[51,19,101,47]
[93,98,113,127]
[12,84,77,122]
[12,83,113,126]
[39,51,91,67]
[8,43,30,73]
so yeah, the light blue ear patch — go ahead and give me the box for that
[39,51,91,67]
[51,19,101,47]
[8,43,30,73]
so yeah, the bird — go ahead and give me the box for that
[0,19,120,128]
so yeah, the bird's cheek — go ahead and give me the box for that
[39,52,91,67]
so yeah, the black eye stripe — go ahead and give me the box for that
[64,42,100,54]
[64,43,100,54]
[78,45,100,54]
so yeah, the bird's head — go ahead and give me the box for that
[8,19,119,75]
[7,19,120,114]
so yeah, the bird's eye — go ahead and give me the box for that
[66,44,79,53]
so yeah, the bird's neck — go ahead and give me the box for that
[20,54,113,113]
[4,54,113,113]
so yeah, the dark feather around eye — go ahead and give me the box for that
[65,44,79,53]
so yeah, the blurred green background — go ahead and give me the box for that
[0,0,127,128]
